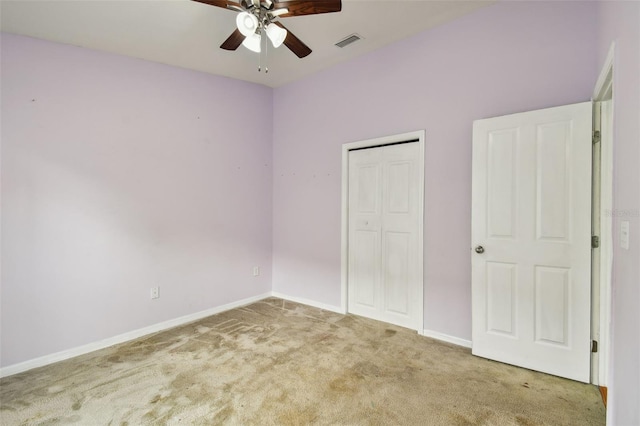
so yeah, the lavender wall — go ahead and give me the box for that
[272,1,598,340]
[1,34,273,367]
[596,2,640,425]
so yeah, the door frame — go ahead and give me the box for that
[591,42,615,387]
[340,130,425,333]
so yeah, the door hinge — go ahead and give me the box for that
[592,235,600,248]
[593,130,601,145]
[592,340,598,353]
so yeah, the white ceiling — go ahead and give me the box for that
[0,0,495,88]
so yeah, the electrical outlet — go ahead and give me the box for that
[253,266,260,277]
[150,287,159,299]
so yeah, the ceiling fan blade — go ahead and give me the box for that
[275,22,311,58]
[271,0,341,17]
[191,0,243,10]
[220,29,245,50]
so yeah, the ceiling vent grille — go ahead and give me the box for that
[335,34,362,48]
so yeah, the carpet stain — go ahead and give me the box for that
[329,370,361,393]
[277,405,319,426]
[516,415,539,426]
[353,360,381,378]
[448,412,470,425]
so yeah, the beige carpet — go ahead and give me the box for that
[0,298,605,425]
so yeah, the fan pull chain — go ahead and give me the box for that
[265,32,269,74]
[258,30,262,72]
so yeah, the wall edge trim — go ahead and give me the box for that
[271,291,345,314]
[422,329,473,348]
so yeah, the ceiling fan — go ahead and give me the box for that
[192,0,342,59]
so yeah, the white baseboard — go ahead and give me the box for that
[422,329,472,348]
[0,292,271,378]
[271,292,345,314]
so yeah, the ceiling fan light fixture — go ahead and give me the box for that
[236,11,258,37]
[266,23,287,48]
[269,8,289,17]
[242,32,261,53]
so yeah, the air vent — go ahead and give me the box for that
[335,34,362,48]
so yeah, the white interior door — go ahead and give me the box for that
[348,142,422,330]
[471,102,592,383]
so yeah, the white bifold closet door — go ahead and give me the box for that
[347,142,422,331]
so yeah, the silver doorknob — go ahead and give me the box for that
[475,245,485,254]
